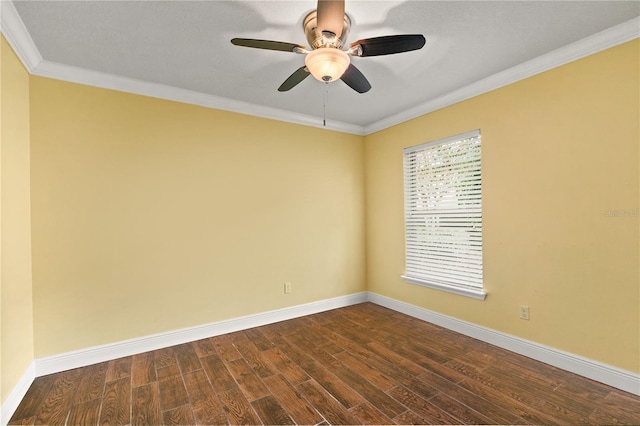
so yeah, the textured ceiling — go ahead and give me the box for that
[10,0,640,132]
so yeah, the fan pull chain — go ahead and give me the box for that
[323,85,329,127]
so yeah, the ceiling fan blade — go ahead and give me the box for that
[350,34,426,57]
[340,64,371,93]
[278,66,311,92]
[316,0,345,38]
[231,38,305,53]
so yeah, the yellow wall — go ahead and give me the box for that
[365,40,639,372]
[0,36,34,404]
[29,77,366,357]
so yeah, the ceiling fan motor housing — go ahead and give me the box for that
[303,10,352,49]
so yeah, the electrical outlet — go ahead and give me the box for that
[519,305,530,320]
[284,282,292,294]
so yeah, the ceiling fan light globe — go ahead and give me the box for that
[305,48,350,83]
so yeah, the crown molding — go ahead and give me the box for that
[1,0,637,136]
[365,16,640,135]
[32,60,366,135]
[0,0,41,71]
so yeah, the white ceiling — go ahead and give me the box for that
[6,1,640,134]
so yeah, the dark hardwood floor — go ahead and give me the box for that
[9,302,640,425]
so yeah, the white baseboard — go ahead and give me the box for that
[1,361,35,426]
[4,289,638,424]
[35,292,368,377]
[367,292,640,396]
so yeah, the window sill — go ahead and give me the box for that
[401,275,487,300]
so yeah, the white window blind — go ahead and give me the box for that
[402,130,485,300]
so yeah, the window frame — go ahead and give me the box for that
[401,130,486,300]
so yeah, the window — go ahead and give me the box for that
[402,130,485,300]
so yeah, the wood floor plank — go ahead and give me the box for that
[200,352,237,392]
[163,404,195,425]
[156,363,181,381]
[291,319,342,353]
[263,317,303,337]
[456,347,503,370]
[485,361,557,395]
[359,319,458,366]
[233,337,276,379]
[485,351,564,388]
[319,318,372,347]
[333,350,397,391]
[154,346,178,369]
[298,338,407,418]
[429,392,496,425]
[158,375,190,411]
[8,415,35,425]
[312,322,376,360]
[225,357,271,401]
[131,352,156,387]
[9,375,57,423]
[251,395,295,425]
[359,348,440,402]
[494,349,572,383]
[393,410,427,425]
[261,348,309,385]
[34,368,82,425]
[276,335,364,409]
[132,383,162,426]
[590,391,640,424]
[192,404,229,425]
[105,357,132,382]
[366,340,430,377]
[446,359,542,406]
[223,330,249,345]
[242,327,275,351]
[486,362,597,420]
[455,377,561,426]
[73,362,108,404]
[553,378,614,406]
[212,334,242,362]
[534,398,590,424]
[183,369,222,411]
[349,401,396,425]
[216,387,261,425]
[99,377,130,425]
[363,305,471,360]
[305,311,335,326]
[192,337,218,358]
[417,369,520,424]
[387,385,461,425]
[297,379,359,425]
[394,342,468,384]
[175,343,202,374]
[253,324,282,341]
[67,398,101,426]
[262,374,324,426]
[183,369,227,424]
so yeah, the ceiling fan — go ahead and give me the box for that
[230,0,426,94]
